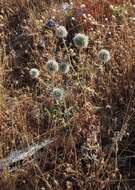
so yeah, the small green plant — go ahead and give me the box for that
[111,5,128,17]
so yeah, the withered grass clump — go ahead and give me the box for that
[0,0,135,189]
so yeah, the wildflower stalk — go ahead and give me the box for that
[38,78,47,88]
[62,39,76,73]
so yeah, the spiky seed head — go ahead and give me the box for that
[61,2,72,13]
[59,62,70,74]
[98,49,111,63]
[55,26,68,38]
[52,88,64,101]
[29,68,40,79]
[73,33,89,48]
[46,19,55,28]
[47,59,59,73]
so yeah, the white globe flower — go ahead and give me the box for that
[61,2,72,13]
[73,33,89,48]
[46,59,59,73]
[58,62,70,74]
[52,88,64,101]
[98,49,111,63]
[29,68,40,79]
[55,26,68,38]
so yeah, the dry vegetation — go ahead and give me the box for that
[0,0,135,189]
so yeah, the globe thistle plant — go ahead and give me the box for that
[46,59,59,73]
[59,62,70,74]
[73,33,89,49]
[98,49,111,63]
[55,26,68,38]
[29,68,40,79]
[52,88,64,101]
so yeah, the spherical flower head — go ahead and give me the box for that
[46,19,55,29]
[98,49,111,63]
[73,33,89,49]
[55,26,68,38]
[47,59,59,73]
[61,2,72,13]
[29,68,40,79]
[52,88,64,101]
[59,62,70,74]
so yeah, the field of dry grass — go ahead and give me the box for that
[0,0,135,189]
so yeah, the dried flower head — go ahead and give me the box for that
[46,19,55,29]
[98,49,111,63]
[52,88,64,101]
[59,62,70,74]
[29,68,40,79]
[55,26,68,38]
[73,33,89,48]
[47,59,59,73]
[61,2,72,13]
